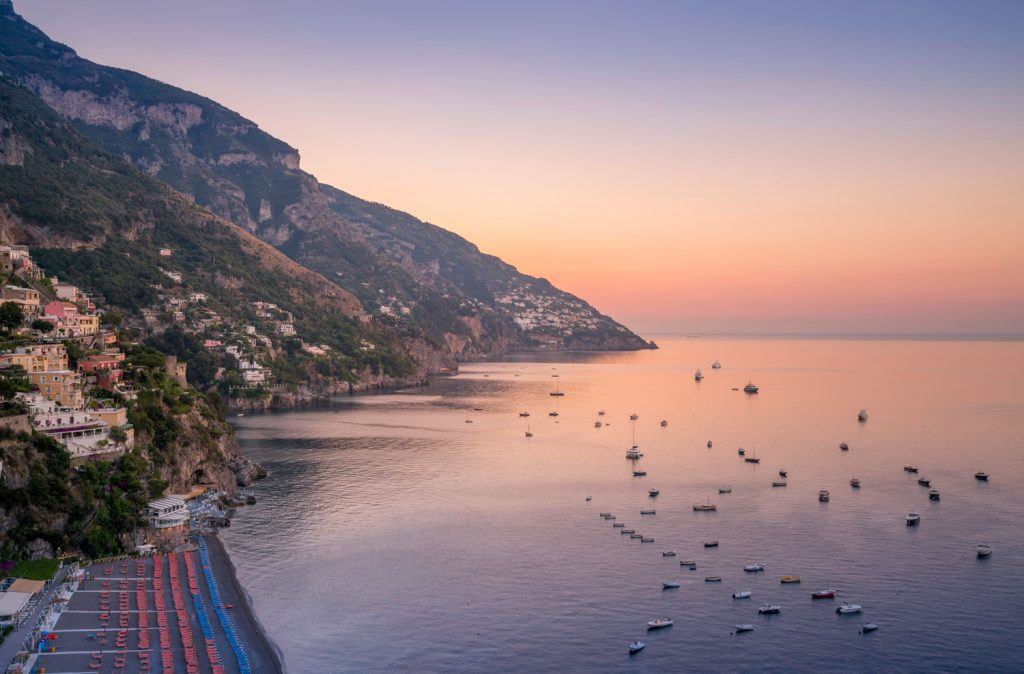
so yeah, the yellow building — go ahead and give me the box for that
[28,370,83,408]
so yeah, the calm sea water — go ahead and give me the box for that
[221,338,1024,673]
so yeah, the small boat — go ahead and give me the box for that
[629,413,639,421]
[660,420,668,427]
[850,478,861,488]
[861,623,879,633]
[778,469,788,477]
[929,489,940,501]
[641,537,655,543]
[812,590,836,599]
[649,488,660,497]
[704,541,719,548]
[693,503,717,512]
[612,523,625,528]
[640,508,656,515]
[599,512,612,517]
[548,411,559,417]
[662,550,676,557]
[707,440,712,448]
[780,575,800,584]
[738,447,746,456]
[518,412,530,417]
[549,391,565,397]
[704,576,722,582]
[647,618,673,630]
[744,382,759,394]
[857,409,868,422]
[718,487,732,494]
[630,533,643,539]
[594,421,602,428]
[836,604,862,615]
[621,529,635,534]
[525,431,533,438]
[732,590,752,599]
[744,457,760,464]
[839,442,849,451]
[772,481,787,487]
[694,369,704,381]
[819,489,830,502]
[662,580,680,589]
[597,410,606,416]
[585,495,592,501]
[604,515,616,521]
[633,470,647,477]
[904,465,919,473]
[473,407,483,411]
[917,478,930,487]
[977,544,993,558]
[758,603,781,614]
[744,563,765,572]
[465,419,473,423]
[712,360,722,369]
[734,624,754,633]
[628,640,646,654]
[975,471,989,481]
[906,513,921,526]
[680,560,697,568]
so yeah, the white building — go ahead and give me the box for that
[147,496,187,528]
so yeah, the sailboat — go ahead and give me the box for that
[694,369,704,381]
[625,415,643,459]
[524,425,533,438]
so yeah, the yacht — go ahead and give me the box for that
[771,481,787,488]
[812,590,836,599]
[839,442,849,451]
[758,604,781,615]
[734,624,754,633]
[626,447,643,459]
[858,409,868,422]
[780,575,801,584]
[660,420,668,427]
[904,465,919,473]
[977,544,993,558]
[712,360,722,369]
[718,487,733,494]
[662,581,680,589]
[929,489,940,501]
[744,563,765,572]
[975,471,989,481]
[704,541,719,548]
[628,641,646,654]
[693,502,717,512]
[648,488,660,497]
[640,508,656,515]
[906,513,921,526]
[836,604,862,615]
[633,470,647,477]
[850,478,861,488]
[744,382,759,394]
[732,590,752,599]
[819,489,830,502]
[662,550,676,557]
[694,369,704,381]
[647,618,673,630]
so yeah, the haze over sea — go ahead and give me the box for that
[221,337,1024,672]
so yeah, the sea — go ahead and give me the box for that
[219,337,1024,672]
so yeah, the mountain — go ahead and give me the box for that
[0,0,653,362]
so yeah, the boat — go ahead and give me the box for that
[772,481,787,487]
[704,541,719,548]
[626,447,643,459]
[549,391,565,397]
[780,575,801,584]
[744,457,760,464]
[861,623,879,633]
[732,590,752,599]
[839,442,849,451]
[612,523,625,528]
[648,488,660,497]
[640,508,656,515]
[857,409,868,422]
[660,420,668,427]
[977,544,993,558]
[734,624,754,633]
[641,537,655,543]
[836,604,862,615]
[929,489,940,501]
[647,618,673,630]
[812,590,836,599]
[694,369,704,381]
[621,529,635,534]
[850,478,861,488]
[465,419,473,423]
[712,360,722,369]
[917,478,930,487]
[693,503,717,512]
[778,469,788,477]
[633,470,647,477]
[662,550,676,557]
[744,382,759,394]
[819,489,830,502]
[628,640,646,654]
[518,412,530,417]
[758,603,781,614]
[737,447,746,456]
[975,471,989,481]
[662,581,680,589]
[525,430,533,437]
[604,515,616,521]
[906,513,920,526]
[599,512,612,517]
[630,533,643,539]
[594,421,602,428]
[743,563,765,572]
[704,576,722,582]
[585,495,592,501]
[680,560,697,568]
[718,487,732,494]
[548,411,559,417]
[707,440,712,448]
[597,410,606,416]
[629,413,639,421]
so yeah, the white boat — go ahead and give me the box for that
[628,640,646,654]
[732,590,752,599]
[662,550,676,557]
[857,409,868,422]
[640,508,656,515]
[744,382,759,394]
[977,544,993,558]
[694,369,704,381]
[744,563,765,572]
[718,487,732,494]
[734,624,754,633]
[626,447,643,459]
[906,513,921,526]
[836,604,862,614]
[648,488,660,497]
[712,360,722,369]
[758,603,781,614]
[819,489,830,502]
[861,623,879,633]
[662,581,680,589]
[641,537,655,543]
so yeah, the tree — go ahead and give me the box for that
[31,319,54,333]
[0,301,24,332]
[100,311,122,327]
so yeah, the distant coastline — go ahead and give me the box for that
[641,332,1024,342]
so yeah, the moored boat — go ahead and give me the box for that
[548,411,559,417]
[839,442,849,451]
[733,590,752,599]
[641,537,655,543]
[648,488,660,497]
[780,575,800,584]
[778,469,788,477]
[977,544,993,558]
[704,541,719,548]
[734,624,754,633]
[737,448,746,456]
[819,489,830,502]
[662,581,680,589]
[744,563,765,572]
[707,440,712,448]
[647,617,674,630]
[812,590,836,599]
[758,603,781,614]
[629,413,639,421]
[626,447,643,459]
[744,382,759,394]
[693,502,717,512]
[621,529,635,534]
[628,640,646,654]
[612,522,625,528]
[744,457,760,464]
[633,470,647,477]
[694,369,704,381]
[662,550,676,557]
[519,412,530,417]
[712,360,722,369]
[660,420,668,427]
[704,576,721,582]
[975,471,989,481]
[718,487,732,494]
[857,409,868,422]
[917,477,931,487]
[850,478,861,488]
[594,421,602,428]
[904,465,919,473]
[929,489,940,501]
[836,604,862,614]
[680,560,696,568]
[640,508,656,515]
[906,512,921,526]
[861,623,879,633]
[772,480,787,487]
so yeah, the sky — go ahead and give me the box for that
[17,0,1024,334]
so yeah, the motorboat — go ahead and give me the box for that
[680,560,697,568]
[977,544,993,558]
[707,440,713,448]
[778,469,788,477]
[780,575,801,584]
[819,489,830,502]
[693,503,717,512]
[633,470,647,477]
[694,369,704,381]
[836,604,862,615]
[604,515,616,520]
[647,618,673,630]
[906,513,921,526]
[704,576,722,582]
[738,448,746,456]
[772,481,787,487]
[704,541,719,548]
[649,488,660,497]
[839,442,849,451]
[641,537,655,543]
[640,508,656,515]
[744,563,765,572]
[662,550,676,557]
[518,412,530,417]
[861,623,879,633]
[630,533,643,539]
[628,641,646,654]
[712,360,722,369]
[548,411,559,417]
[744,457,760,464]
[599,512,612,518]
[734,624,754,633]
[928,489,940,501]
[629,413,639,421]
[758,603,781,614]
[626,447,643,459]
[975,471,989,481]
[598,410,606,416]
[917,478,931,487]
[621,529,635,534]
[585,495,592,501]
[549,391,565,397]
[662,581,680,589]
[850,478,861,488]
[594,421,603,428]
[857,409,868,422]
[744,382,759,394]
[904,465,919,473]
[660,420,668,427]
[718,487,733,494]
[732,590,752,599]
[812,590,836,599]
[612,522,625,528]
